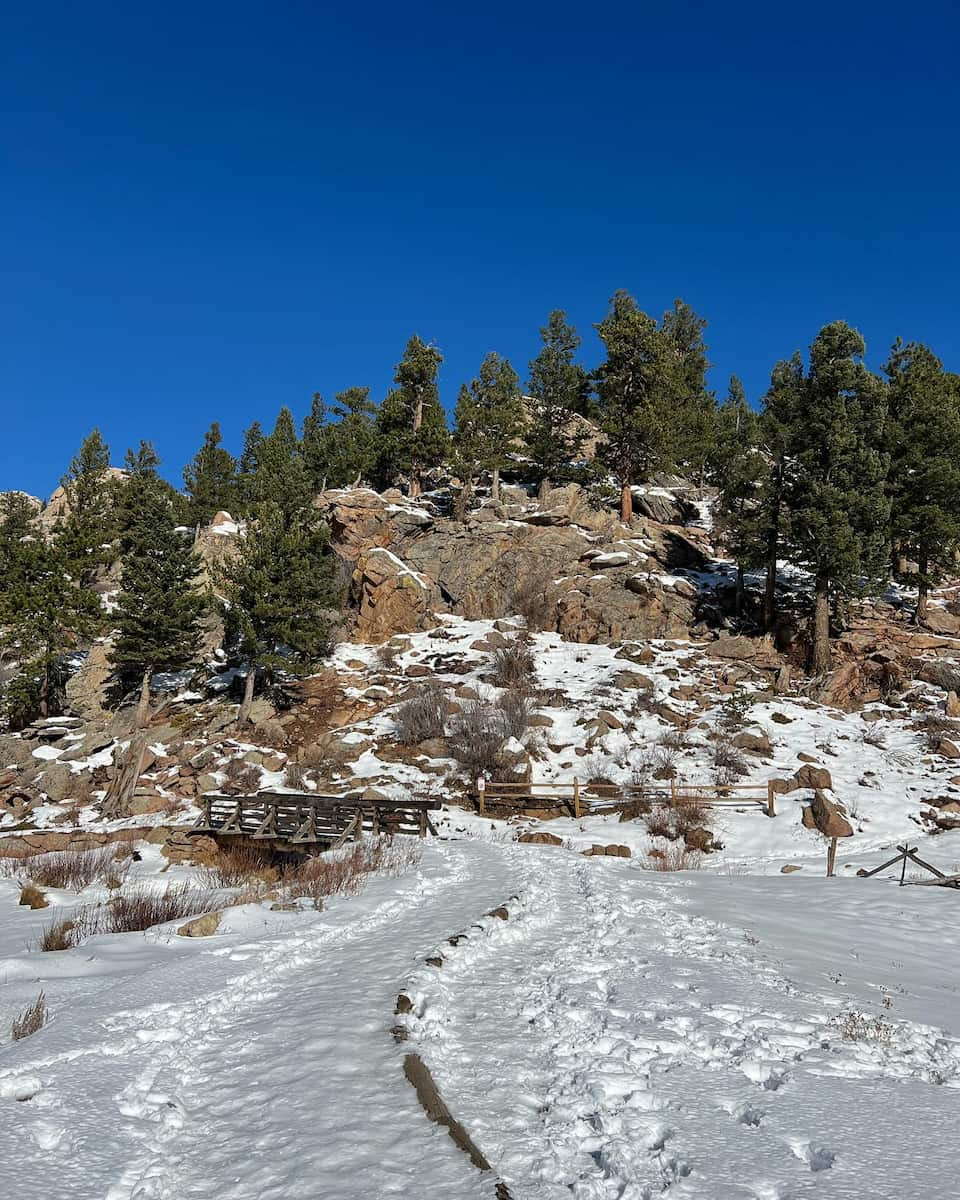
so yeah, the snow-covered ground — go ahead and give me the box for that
[2,838,959,1199]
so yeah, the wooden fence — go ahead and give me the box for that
[474,777,777,819]
[192,792,441,847]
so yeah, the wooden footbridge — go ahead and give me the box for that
[191,791,441,850]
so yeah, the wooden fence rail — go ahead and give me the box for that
[474,777,776,819]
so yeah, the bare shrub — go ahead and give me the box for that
[660,727,692,752]
[645,806,677,840]
[198,844,278,888]
[859,725,887,749]
[490,637,537,691]
[12,992,48,1041]
[830,1009,894,1043]
[712,737,750,785]
[37,913,90,951]
[916,714,959,751]
[19,882,48,909]
[501,686,533,741]
[24,847,123,892]
[374,641,404,673]
[394,681,447,745]
[508,569,557,633]
[448,701,508,778]
[104,885,212,934]
[672,798,711,834]
[283,836,422,907]
[223,758,262,792]
[651,745,679,779]
[646,844,703,871]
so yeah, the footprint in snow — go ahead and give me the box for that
[788,1139,836,1172]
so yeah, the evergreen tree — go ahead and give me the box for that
[237,420,266,510]
[254,407,311,511]
[884,340,960,622]
[525,310,590,494]
[301,393,331,493]
[594,291,675,521]
[0,493,39,597]
[453,352,522,502]
[0,536,101,723]
[757,354,804,630]
[183,422,238,525]
[710,376,767,616]
[661,299,716,482]
[216,502,341,725]
[324,387,379,487]
[110,474,206,719]
[57,428,115,583]
[376,336,448,497]
[784,322,889,674]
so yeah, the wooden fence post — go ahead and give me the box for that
[477,776,485,817]
[670,777,677,807]
[573,777,581,819]
[826,836,838,877]
[767,779,776,818]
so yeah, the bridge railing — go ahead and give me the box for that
[473,777,776,818]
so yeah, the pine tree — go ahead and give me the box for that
[757,354,804,630]
[216,502,341,725]
[710,376,767,616]
[884,340,960,623]
[594,291,675,521]
[525,311,590,495]
[324,387,379,487]
[237,420,266,510]
[785,322,890,674]
[253,407,311,512]
[453,353,522,502]
[376,336,448,497]
[183,422,238,525]
[0,493,39,597]
[57,428,115,583]
[110,473,206,720]
[301,393,331,493]
[661,299,716,482]
[0,536,102,723]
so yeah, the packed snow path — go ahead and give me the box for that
[2,842,959,1199]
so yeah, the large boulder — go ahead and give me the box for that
[352,548,441,643]
[807,789,854,838]
[795,764,833,791]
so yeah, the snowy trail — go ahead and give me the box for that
[406,848,960,1200]
[0,841,524,1200]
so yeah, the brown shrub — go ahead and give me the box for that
[37,916,81,951]
[490,638,537,690]
[500,686,534,741]
[198,844,278,888]
[104,885,212,934]
[712,737,750,784]
[223,758,262,792]
[645,807,678,840]
[283,837,422,907]
[12,992,48,1041]
[284,762,310,790]
[646,844,703,871]
[19,882,48,909]
[448,701,509,778]
[23,847,123,892]
[394,681,447,745]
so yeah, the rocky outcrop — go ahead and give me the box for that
[352,548,441,642]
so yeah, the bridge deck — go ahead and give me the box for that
[191,792,441,847]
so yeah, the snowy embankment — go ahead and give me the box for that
[2,839,959,1199]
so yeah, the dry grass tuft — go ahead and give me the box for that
[646,844,704,871]
[283,837,422,908]
[20,847,125,892]
[198,844,279,888]
[19,882,49,910]
[12,992,48,1041]
[104,885,212,934]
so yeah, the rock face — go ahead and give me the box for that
[315,484,707,644]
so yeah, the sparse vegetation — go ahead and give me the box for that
[223,757,263,792]
[18,882,48,909]
[12,992,48,1041]
[395,680,447,745]
[17,847,127,892]
[500,686,533,741]
[104,884,212,934]
[283,837,422,907]
[448,700,509,778]
[711,737,750,784]
[646,844,704,871]
[508,568,558,633]
[490,637,537,690]
[915,714,960,751]
[198,844,279,888]
[830,1009,894,1043]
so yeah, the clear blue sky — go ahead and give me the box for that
[3,2,958,497]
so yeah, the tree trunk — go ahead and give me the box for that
[735,562,744,620]
[916,549,929,624]
[237,664,256,727]
[491,466,501,503]
[135,667,153,729]
[409,473,421,500]
[620,471,633,523]
[39,663,49,720]
[538,477,551,505]
[811,571,832,675]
